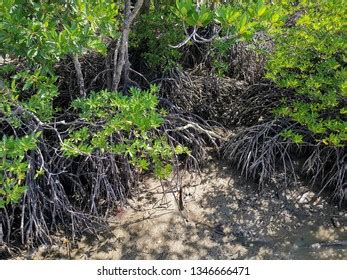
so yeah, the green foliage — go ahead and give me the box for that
[172,0,286,76]
[0,0,120,124]
[62,86,189,178]
[0,0,120,209]
[0,133,39,208]
[0,64,16,76]
[13,70,59,121]
[280,129,304,145]
[131,4,184,72]
[208,37,234,76]
[0,0,119,69]
[266,0,347,147]
[174,0,282,37]
[174,0,213,27]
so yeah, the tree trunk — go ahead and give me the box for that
[106,51,113,91]
[112,0,144,91]
[72,54,86,97]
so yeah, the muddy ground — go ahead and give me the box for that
[12,160,347,260]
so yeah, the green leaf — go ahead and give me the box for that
[271,13,280,23]
[257,6,267,17]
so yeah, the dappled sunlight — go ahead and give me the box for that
[19,161,347,260]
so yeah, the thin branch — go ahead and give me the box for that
[111,38,121,91]
[130,67,150,86]
[167,123,226,141]
[169,27,197,48]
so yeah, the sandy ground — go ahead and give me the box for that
[14,161,347,260]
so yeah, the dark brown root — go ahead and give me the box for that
[1,133,137,246]
[161,68,247,127]
[222,119,346,204]
[0,98,224,247]
[234,83,298,127]
[159,98,225,170]
[54,52,108,108]
[228,31,273,84]
[160,67,297,128]
[222,119,298,189]
[303,146,346,206]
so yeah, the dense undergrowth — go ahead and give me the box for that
[0,0,346,248]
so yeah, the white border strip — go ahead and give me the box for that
[1,260,346,280]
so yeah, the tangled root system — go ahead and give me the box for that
[222,119,298,188]
[303,146,346,205]
[159,98,225,169]
[162,68,296,128]
[1,133,137,245]
[223,118,346,204]
[234,84,297,127]
[54,51,115,109]
[0,97,224,246]
[162,68,246,127]
[227,31,273,84]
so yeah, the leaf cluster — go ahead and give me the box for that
[174,0,283,37]
[0,133,39,208]
[62,86,189,178]
[266,0,347,147]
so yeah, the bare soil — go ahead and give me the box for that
[14,161,347,260]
